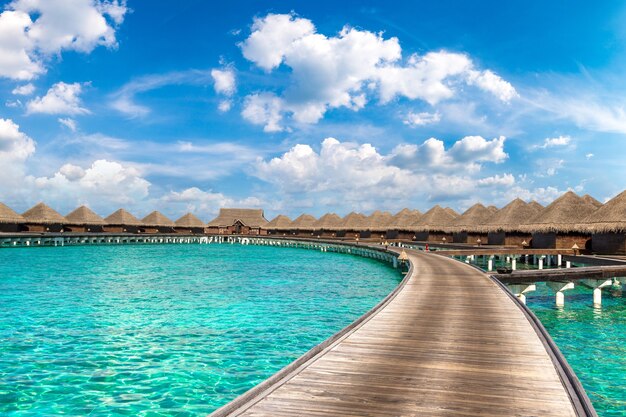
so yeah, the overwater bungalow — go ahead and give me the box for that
[452,203,495,244]
[311,213,342,237]
[482,198,543,246]
[524,191,600,250]
[22,203,67,233]
[175,213,207,235]
[104,209,144,233]
[366,210,394,240]
[265,214,292,236]
[64,206,106,233]
[206,208,268,235]
[289,214,317,236]
[0,202,26,233]
[411,205,457,242]
[141,211,176,234]
[338,212,369,238]
[580,190,626,254]
[386,209,422,240]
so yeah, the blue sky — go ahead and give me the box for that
[1,0,626,220]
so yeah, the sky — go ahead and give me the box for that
[1,0,626,221]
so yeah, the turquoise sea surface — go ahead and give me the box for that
[0,244,401,416]
[527,283,626,417]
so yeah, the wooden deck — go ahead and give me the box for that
[210,250,588,417]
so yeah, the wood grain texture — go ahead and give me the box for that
[217,251,577,417]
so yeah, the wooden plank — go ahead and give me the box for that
[211,250,581,417]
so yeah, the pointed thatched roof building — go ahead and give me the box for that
[266,214,292,229]
[452,203,494,232]
[487,205,499,213]
[207,208,268,228]
[290,214,317,230]
[339,212,369,230]
[582,194,602,208]
[141,211,175,227]
[0,202,25,224]
[175,213,206,228]
[389,209,422,230]
[367,210,394,231]
[580,190,626,233]
[481,198,542,232]
[312,213,343,230]
[104,209,144,226]
[22,203,66,224]
[444,207,460,218]
[525,191,600,233]
[65,206,106,225]
[411,205,457,232]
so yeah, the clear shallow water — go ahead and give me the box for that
[0,244,401,416]
[527,283,626,416]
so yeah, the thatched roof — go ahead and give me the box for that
[0,202,25,224]
[480,198,542,232]
[388,208,422,230]
[580,190,626,233]
[528,201,544,211]
[142,211,175,227]
[367,210,394,231]
[487,205,499,213]
[175,213,206,228]
[207,208,268,227]
[312,213,343,230]
[444,207,460,218]
[22,203,66,224]
[104,209,144,226]
[65,206,106,225]
[582,194,602,208]
[290,214,317,230]
[411,205,458,232]
[338,212,369,230]
[524,191,600,233]
[266,214,292,229]
[452,203,494,232]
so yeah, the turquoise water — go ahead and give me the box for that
[527,283,626,416]
[0,244,401,416]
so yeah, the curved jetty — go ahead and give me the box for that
[211,249,589,417]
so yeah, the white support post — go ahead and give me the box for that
[488,258,493,272]
[538,258,543,270]
[511,258,516,271]
[580,279,613,306]
[557,254,562,267]
[507,284,536,305]
[547,281,575,307]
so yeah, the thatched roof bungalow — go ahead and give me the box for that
[579,190,626,254]
[582,194,602,208]
[104,209,144,233]
[525,191,599,250]
[65,206,106,233]
[366,210,394,233]
[411,205,457,242]
[338,212,369,238]
[0,202,26,233]
[22,203,66,232]
[141,211,176,234]
[311,213,342,237]
[174,213,206,235]
[386,209,422,240]
[289,214,317,235]
[265,215,292,235]
[206,208,268,235]
[481,198,542,246]
[452,203,493,244]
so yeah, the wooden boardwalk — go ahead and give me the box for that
[211,250,586,417]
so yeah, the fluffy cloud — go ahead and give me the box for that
[239,13,517,131]
[241,93,285,132]
[477,173,515,187]
[0,118,36,189]
[58,117,77,131]
[0,0,127,80]
[12,83,35,95]
[26,82,89,115]
[534,135,571,149]
[390,135,507,173]
[403,111,441,127]
[211,68,236,112]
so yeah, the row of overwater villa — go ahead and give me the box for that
[3,190,626,254]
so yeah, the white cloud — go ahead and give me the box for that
[211,68,236,96]
[0,1,127,80]
[0,118,36,189]
[403,111,441,127]
[162,187,265,218]
[586,153,594,159]
[58,117,77,131]
[239,14,517,131]
[241,93,285,132]
[12,83,35,95]
[26,82,89,115]
[534,135,571,149]
[477,173,515,187]
[218,100,232,112]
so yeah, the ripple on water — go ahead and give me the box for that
[0,244,401,416]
